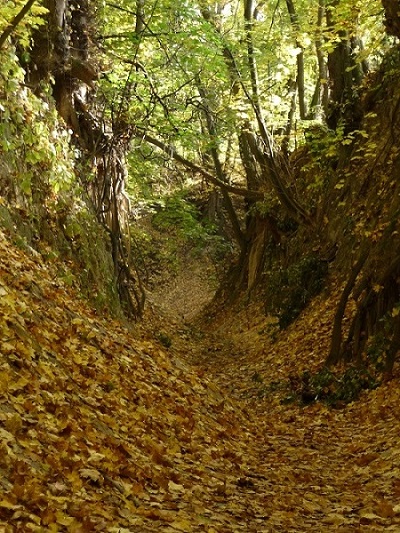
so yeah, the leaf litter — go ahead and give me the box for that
[0,227,400,531]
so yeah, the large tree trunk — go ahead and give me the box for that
[382,0,400,38]
[325,0,363,131]
[28,0,145,317]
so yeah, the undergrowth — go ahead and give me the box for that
[134,190,232,285]
[266,255,328,329]
[0,48,121,316]
[254,365,380,408]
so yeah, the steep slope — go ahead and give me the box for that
[193,293,400,532]
[2,225,400,532]
[0,228,255,532]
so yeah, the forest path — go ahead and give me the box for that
[1,223,400,531]
[147,282,400,531]
[191,327,400,532]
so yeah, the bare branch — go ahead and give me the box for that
[133,129,264,201]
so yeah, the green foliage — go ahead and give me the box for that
[301,125,341,191]
[0,49,123,316]
[366,332,390,373]
[59,206,121,315]
[152,192,210,244]
[310,366,377,406]
[0,51,75,205]
[328,366,377,402]
[130,189,231,288]
[0,0,47,49]
[266,255,328,329]
[282,365,378,407]
[152,190,232,273]
[127,145,172,200]
[96,0,387,258]
[365,306,400,374]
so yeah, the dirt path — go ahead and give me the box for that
[153,289,400,532]
[146,254,217,323]
[140,227,400,531]
[2,223,400,531]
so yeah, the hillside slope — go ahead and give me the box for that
[2,226,400,532]
[0,228,256,531]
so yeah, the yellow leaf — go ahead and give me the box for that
[0,499,21,510]
[4,413,23,435]
[55,511,76,526]
[170,519,193,531]
[168,480,185,493]
[373,284,383,293]
[79,468,103,483]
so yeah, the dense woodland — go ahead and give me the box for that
[1,0,400,530]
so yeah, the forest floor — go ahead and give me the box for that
[143,233,400,532]
[1,225,400,532]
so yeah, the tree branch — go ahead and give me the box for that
[0,0,37,50]
[133,129,264,201]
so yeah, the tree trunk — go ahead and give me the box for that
[285,0,306,119]
[382,0,400,38]
[195,76,247,251]
[310,0,329,119]
[28,0,145,317]
[327,245,370,366]
[325,0,363,131]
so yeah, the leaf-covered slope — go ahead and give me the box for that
[0,228,255,531]
[4,223,400,533]
[194,294,400,532]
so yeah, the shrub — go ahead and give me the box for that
[283,366,378,407]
